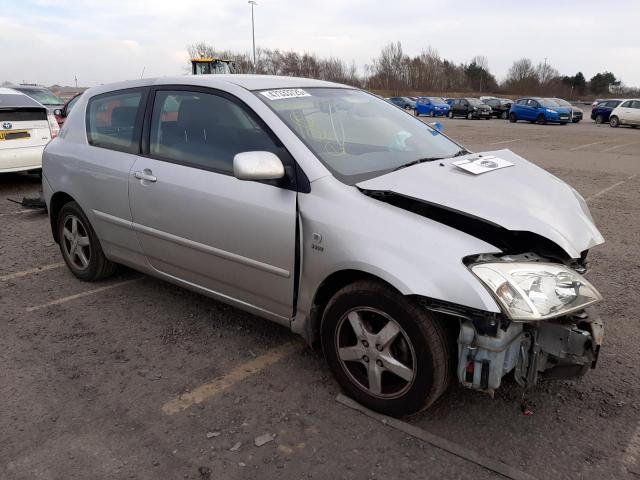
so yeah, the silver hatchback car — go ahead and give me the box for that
[43,75,604,415]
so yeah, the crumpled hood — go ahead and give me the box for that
[357,149,604,258]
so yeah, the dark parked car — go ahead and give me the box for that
[448,98,492,119]
[388,97,416,111]
[548,98,583,123]
[484,98,512,119]
[11,85,65,117]
[591,99,623,124]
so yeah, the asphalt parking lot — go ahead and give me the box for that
[1,115,639,480]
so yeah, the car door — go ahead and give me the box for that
[617,101,633,124]
[128,87,298,322]
[460,99,469,116]
[630,101,640,124]
[79,88,148,264]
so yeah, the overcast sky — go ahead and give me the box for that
[2,0,639,88]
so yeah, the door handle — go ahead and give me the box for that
[134,170,157,182]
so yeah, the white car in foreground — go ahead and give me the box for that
[609,99,640,128]
[0,88,59,174]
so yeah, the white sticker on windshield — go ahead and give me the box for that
[453,155,514,175]
[260,89,311,101]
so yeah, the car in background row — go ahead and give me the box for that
[609,99,640,128]
[591,99,622,124]
[448,98,492,119]
[54,94,82,128]
[483,98,512,119]
[509,98,571,124]
[11,85,65,123]
[388,97,416,111]
[415,97,450,117]
[548,98,582,123]
[0,87,56,173]
[592,99,605,107]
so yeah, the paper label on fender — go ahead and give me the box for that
[453,155,514,175]
[260,89,311,100]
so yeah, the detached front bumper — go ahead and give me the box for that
[457,307,603,392]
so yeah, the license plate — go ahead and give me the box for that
[0,130,30,141]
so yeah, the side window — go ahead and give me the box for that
[149,90,282,175]
[620,101,632,108]
[516,99,526,105]
[631,101,640,109]
[527,99,539,108]
[87,90,143,153]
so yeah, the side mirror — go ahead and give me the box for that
[233,151,285,181]
[53,109,63,116]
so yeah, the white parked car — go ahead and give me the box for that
[0,88,59,174]
[609,99,640,128]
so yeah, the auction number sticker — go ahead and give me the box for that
[261,89,311,100]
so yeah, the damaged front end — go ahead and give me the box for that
[428,252,604,394]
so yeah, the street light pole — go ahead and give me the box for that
[248,1,257,71]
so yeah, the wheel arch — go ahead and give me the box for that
[49,191,77,243]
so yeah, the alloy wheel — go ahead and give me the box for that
[62,214,92,270]
[335,307,417,399]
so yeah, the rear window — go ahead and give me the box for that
[86,89,143,153]
[15,88,64,106]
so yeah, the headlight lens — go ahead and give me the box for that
[546,108,557,114]
[471,262,602,321]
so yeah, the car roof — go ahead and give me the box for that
[0,87,46,109]
[10,84,49,91]
[86,75,354,98]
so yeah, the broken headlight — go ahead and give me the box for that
[471,262,602,321]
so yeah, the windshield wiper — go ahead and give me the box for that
[392,157,443,172]
[452,149,470,157]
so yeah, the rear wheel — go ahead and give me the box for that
[501,111,508,120]
[57,201,116,281]
[467,112,474,120]
[595,114,604,124]
[610,116,620,127]
[448,110,454,119]
[321,280,450,416]
[509,113,517,123]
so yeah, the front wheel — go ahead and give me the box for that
[321,281,450,416]
[610,116,620,127]
[501,111,508,120]
[57,201,117,281]
[537,113,547,125]
[467,112,474,120]
[448,110,454,119]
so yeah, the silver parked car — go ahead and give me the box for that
[43,75,604,415]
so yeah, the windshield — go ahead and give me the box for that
[258,88,462,183]
[467,98,483,106]
[539,98,560,108]
[15,88,64,106]
[549,98,571,107]
[428,97,445,104]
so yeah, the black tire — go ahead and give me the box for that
[404,105,412,111]
[448,110,454,119]
[321,280,450,416]
[509,112,517,123]
[467,112,474,120]
[429,111,435,117]
[610,116,620,128]
[414,109,420,117]
[501,111,508,120]
[537,113,547,125]
[57,201,116,281]
[595,114,604,124]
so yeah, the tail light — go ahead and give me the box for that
[47,111,60,139]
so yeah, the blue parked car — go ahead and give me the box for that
[415,97,450,117]
[509,97,572,124]
[591,99,622,124]
[387,96,416,112]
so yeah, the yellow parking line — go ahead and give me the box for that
[26,278,141,312]
[162,341,303,415]
[0,262,65,282]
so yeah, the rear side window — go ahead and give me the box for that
[620,101,632,108]
[149,90,282,174]
[86,90,143,153]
